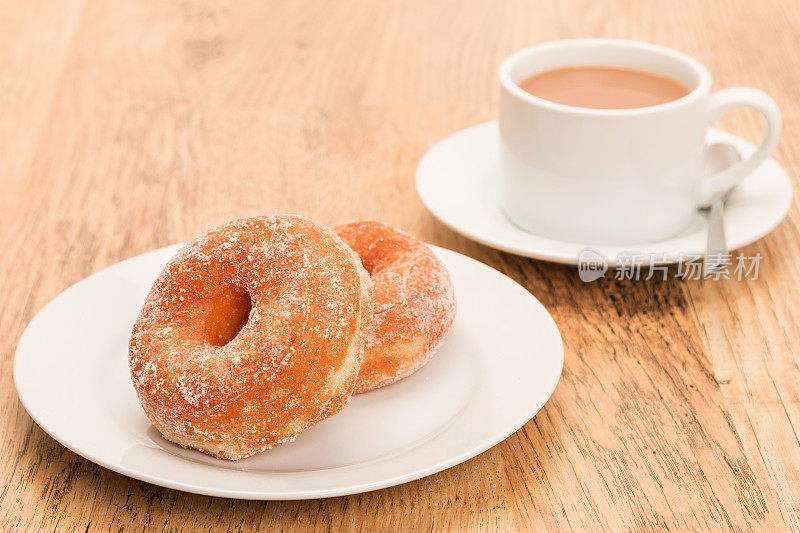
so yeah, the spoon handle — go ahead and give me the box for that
[705,199,728,272]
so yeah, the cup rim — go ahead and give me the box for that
[498,38,712,116]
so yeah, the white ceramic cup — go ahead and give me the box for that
[498,39,781,244]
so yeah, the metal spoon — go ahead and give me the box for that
[701,143,742,273]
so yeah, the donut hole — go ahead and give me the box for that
[362,260,378,276]
[360,257,388,276]
[204,287,252,346]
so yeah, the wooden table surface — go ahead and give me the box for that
[2,0,800,530]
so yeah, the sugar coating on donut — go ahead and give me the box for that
[129,215,373,460]
[335,221,456,393]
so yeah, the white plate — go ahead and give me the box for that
[416,121,793,266]
[14,244,563,500]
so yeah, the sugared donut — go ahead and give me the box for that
[335,221,455,393]
[129,215,373,460]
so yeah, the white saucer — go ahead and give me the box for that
[416,121,793,266]
[13,244,562,500]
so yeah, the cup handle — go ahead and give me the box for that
[698,87,781,206]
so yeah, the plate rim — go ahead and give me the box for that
[13,243,563,500]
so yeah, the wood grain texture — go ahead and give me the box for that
[1,0,798,530]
